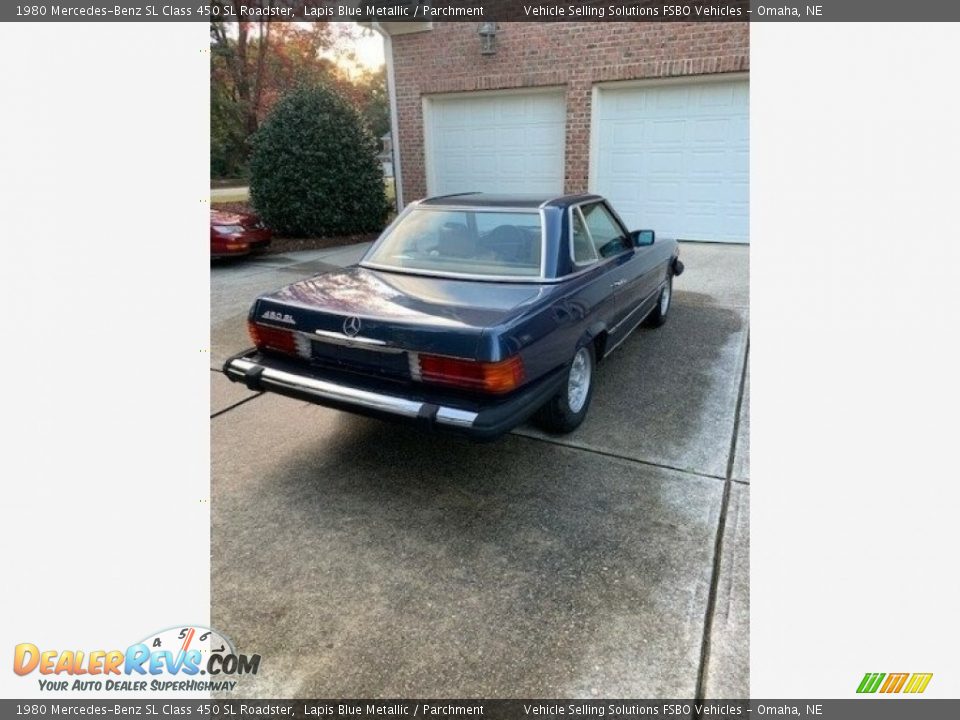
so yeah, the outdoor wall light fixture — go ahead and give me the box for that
[478,22,498,55]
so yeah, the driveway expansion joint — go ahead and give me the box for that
[210,390,265,419]
[694,479,733,705]
[512,430,729,484]
[695,335,749,704]
[725,338,750,481]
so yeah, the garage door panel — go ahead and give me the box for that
[525,150,562,167]
[605,149,642,173]
[646,181,683,202]
[648,119,686,144]
[523,125,558,147]
[732,148,749,167]
[733,125,750,146]
[692,118,731,143]
[687,181,724,203]
[471,155,497,174]
[594,79,749,243]
[688,150,730,176]
[605,90,646,116]
[471,128,499,148]
[650,87,689,110]
[427,92,565,196]
[499,155,526,175]
[645,151,684,175]
[531,95,565,118]
[699,84,736,107]
[607,121,637,145]
[473,104,498,124]
[727,180,749,196]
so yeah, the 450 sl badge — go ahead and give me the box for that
[261,310,295,325]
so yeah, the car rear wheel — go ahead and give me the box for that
[644,274,673,328]
[535,344,595,434]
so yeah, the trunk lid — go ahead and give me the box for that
[252,266,548,362]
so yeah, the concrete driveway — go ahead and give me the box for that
[210,242,749,698]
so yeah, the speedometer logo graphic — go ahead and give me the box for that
[138,625,236,673]
[135,625,258,678]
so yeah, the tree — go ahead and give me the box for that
[209,14,340,177]
[345,66,390,140]
[209,14,271,138]
[249,86,389,237]
[210,75,246,178]
[209,17,388,179]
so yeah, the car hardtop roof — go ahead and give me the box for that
[417,192,605,211]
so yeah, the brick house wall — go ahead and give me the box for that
[390,22,750,202]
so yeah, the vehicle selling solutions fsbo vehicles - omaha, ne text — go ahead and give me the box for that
[223,193,684,440]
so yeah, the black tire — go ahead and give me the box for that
[535,344,595,434]
[644,274,673,328]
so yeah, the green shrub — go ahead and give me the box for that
[249,85,389,237]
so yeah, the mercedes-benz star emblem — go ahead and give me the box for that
[343,316,362,337]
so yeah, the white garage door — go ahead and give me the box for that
[425,91,565,196]
[593,78,749,243]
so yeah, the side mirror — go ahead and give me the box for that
[631,229,655,247]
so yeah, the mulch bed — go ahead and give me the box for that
[212,201,256,216]
[212,202,381,254]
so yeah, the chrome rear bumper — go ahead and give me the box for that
[224,356,478,429]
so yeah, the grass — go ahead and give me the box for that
[385,177,396,206]
[210,186,250,203]
[210,178,392,206]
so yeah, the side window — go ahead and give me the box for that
[571,208,597,265]
[581,202,628,258]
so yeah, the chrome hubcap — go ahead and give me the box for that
[660,280,671,315]
[567,348,592,413]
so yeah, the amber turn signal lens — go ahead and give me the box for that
[416,354,525,394]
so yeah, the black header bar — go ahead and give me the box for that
[4,1,960,23]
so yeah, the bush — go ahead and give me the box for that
[249,85,389,237]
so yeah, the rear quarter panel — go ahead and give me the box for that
[480,237,680,383]
[479,266,616,381]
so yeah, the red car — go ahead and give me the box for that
[210,209,271,258]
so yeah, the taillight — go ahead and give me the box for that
[411,353,525,394]
[248,321,309,358]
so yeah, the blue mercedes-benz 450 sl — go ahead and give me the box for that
[224,193,683,440]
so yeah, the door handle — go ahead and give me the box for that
[612,279,627,288]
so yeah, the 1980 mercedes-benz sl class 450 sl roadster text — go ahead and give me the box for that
[224,193,683,440]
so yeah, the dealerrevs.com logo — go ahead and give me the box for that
[857,672,933,694]
[13,626,260,692]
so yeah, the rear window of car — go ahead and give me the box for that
[363,209,543,278]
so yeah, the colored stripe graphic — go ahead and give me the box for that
[858,672,933,694]
[856,673,885,693]
[880,673,909,693]
[903,673,933,694]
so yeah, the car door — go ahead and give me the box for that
[569,203,626,331]
[576,201,649,340]
[597,201,668,325]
